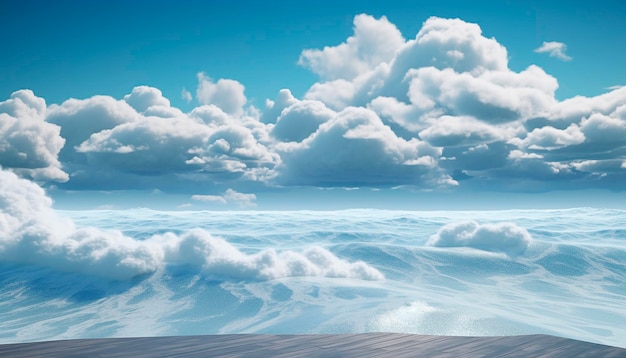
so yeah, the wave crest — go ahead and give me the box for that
[0,168,383,281]
[427,221,532,257]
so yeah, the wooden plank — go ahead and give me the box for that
[0,333,624,357]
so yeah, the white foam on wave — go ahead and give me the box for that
[427,221,532,257]
[0,168,383,281]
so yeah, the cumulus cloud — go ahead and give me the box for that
[4,15,626,193]
[0,168,383,281]
[260,89,298,124]
[271,99,334,142]
[511,124,585,150]
[0,90,68,182]
[419,115,503,147]
[277,106,453,187]
[192,188,257,207]
[47,94,139,164]
[41,86,277,189]
[76,111,277,180]
[76,116,212,174]
[196,72,247,115]
[535,41,572,61]
[427,221,532,257]
[299,14,404,81]
[123,85,171,113]
[404,65,557,124]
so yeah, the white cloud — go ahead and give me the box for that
[535,41,572,61]
[4,15,626,193]
[580,112,626,143]
[189,104,233,126]
[47,94,139,163]
[41,86,276,189]
[76,112,277,180]
[76,116,210,173]
[196,72,247,115]
[303,16,557,124]
[0,90,68,182]
[379,16,509,102]
[299,14,404,81]
[404,65,557,124]
[271,99,334,142]
[260,89,298,124]
[277,106,453,187]
[512,123,585,150]
[548,86,626,124]
[123,85,171,113]
[427,221,532,257]
[303,78,358,110]
[419,115,503,147]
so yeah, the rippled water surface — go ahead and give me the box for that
[1,208,625,348]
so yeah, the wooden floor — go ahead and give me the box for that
[0,333,624,357]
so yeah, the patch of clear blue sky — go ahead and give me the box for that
[1,0,625,110]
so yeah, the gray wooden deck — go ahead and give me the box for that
[0,333,624,357]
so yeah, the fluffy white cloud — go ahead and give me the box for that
[297,15,626,189]
[76,112,277,179]
[4,15,626,193]
[427,221,532,257]
[405,65,557,123]
[299,14,404,81]
[511,124,585,150]
[304,78,359,110]
[0,90,68,182]
[271,99,334,142]
[534,41,572,61]
[123,85,171,113]
[580,112,626,143]
[41,86,277,189]
[47,94,139,163]
[547,86,626,125]
[261,89,298,124]
[189,104,233,126]
[419,115,503,147]
[76,116,211,174]
[196,72,247,115]
[379,16,509,102]
[277,106,453,187]
[303,15,557,126]
[0,168,383,281]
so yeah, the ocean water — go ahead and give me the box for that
[1,203,625,348]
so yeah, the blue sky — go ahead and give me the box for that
[1,0,626,209]
[3,0,625,105]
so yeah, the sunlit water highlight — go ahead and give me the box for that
[1,208,625,348]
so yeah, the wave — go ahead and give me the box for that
[0,169,382,281]
[2,167,626,347]
[427,221,532,257]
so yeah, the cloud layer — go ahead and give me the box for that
[1,15,625,195]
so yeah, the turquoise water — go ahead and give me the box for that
[1,204,625,347]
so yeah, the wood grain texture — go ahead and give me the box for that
[1,333,624,357]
